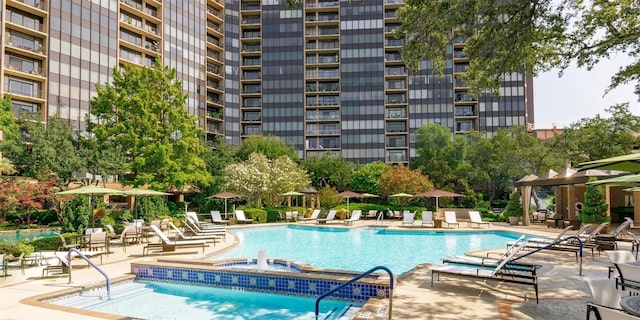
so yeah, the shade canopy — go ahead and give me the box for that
[586,174,640,186]
[389,193,414,198]
[124,188,171,196]
[280,191,305,196]
[624,186,640,192]
[299,187,318,194]
[415,189,464,209]
[334,191,363,212]
[362,193,380,198]
[55,185,125,196]
[206,191,244,199]
[577,153,640,173]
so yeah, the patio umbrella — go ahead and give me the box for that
[586,174,640,186]
[55,185,125,227]
[577,153,640,173]
[362,193,380,198]
[389,192,414,206]
[415,189,464,209]
[280,191,304,207]
[334,191,363,212]
[206,191,244,219]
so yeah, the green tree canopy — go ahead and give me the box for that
[302,153,354,189]
[89,62,211,190]
[349,162,390,194]
[397,0,640,97]
[413,123,469,188]
[234,135,298,161]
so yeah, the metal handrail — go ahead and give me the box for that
[315,265,394,320]
[373,211,384,229]
[510,235,583,275]
[66,248,111,298]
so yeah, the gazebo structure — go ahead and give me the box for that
[515,169,639,226]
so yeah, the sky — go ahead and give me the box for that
[533,54,640,129]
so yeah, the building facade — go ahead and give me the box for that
[0,0,534,164]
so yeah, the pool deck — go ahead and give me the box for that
[0,220,633,320]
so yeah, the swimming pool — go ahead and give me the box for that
[47,280,359,320]
[0,229,58,243]
[213,226,523,275]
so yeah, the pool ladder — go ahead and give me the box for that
[315,265,394,320]
[373,212,384,229]
[66,248,111,298]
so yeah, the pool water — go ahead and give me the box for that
[214,226,523,275]
[49,280,357,320]
[0,230,58,243]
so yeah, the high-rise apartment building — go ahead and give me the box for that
[1,0,533,164]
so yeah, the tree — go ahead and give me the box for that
[224,153,310,207]
[377,165,434,200]
[0,180,55,224]
[350,162,390,194]
[302,153,354,189]
[413,123,469,189]
[397,0,640,97]
[1,115,82,183]
[579,179,610,224]
[0,95,17,138]
[89,62,212,190]
[234,135,298,161]
[76,128,126,186]
[504,191,522,220]
[553,103,640,166]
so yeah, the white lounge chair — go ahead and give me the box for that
[366,210,378,219]
[186,212,215,228]
[344,210,362,225]
[469,211,490,228]
[183,219,226,240]
[210,210,229,225]
[299,209,321,223]
[431,241,539,303]
[605,250,636,279]
[443,211,459,229]
[168,222,221,244]
[144,225,206,255]
[421,211,434,227]
[235,210,254,224]
[401,212,415,228]
[316,210,337,224]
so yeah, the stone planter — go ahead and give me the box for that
[507,216,520,226]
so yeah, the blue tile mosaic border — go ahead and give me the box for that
[131,263,390,302]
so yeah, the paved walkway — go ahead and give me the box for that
[0,221,632,319]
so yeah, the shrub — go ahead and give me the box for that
[31,236,60,251]
[503,191,522,217]
[264,206,286,222]
[243,208,267,223]
[3,240,34,256]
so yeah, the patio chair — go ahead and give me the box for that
[57,233,80,252]
[210,210,229,225]
[431,241,539,303]
[284,211,298,222]
[628,231,639,260]
[235,210,254,224]
[366,210,378,220]
[87,232,109,253]
[5,252,25,275]
[168,222,221,244]
[344,210,362,225]
[587,304,639,320]
[316,210,337,224]
[583,278,622,320]
[421,211,434,227]
[614,262,640,292]
[469,211,490,228]
[605,250,636,279]
[144,225,206,256]
[109,226,139,253]
[299,209,321,223]
[401,212,415,228]
[443,211,459,229]
[0,254,6,279]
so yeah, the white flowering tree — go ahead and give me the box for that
[224,153,310,207]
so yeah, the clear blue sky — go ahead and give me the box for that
[533,54,640,129]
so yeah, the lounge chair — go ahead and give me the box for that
[285,211,298,222]
[443,211,459,229]
[401,212,415,228]
[469,211,490,228]
[344,210,362,225]
[235,210,254,224]
[597,219,632,240]
[182,219,226,240]
[316,210,337,224]
[186,212,216,228]
[613,262,640,292]
[41,250,105,277]
[431,241,539,303]
[442,235,539,275]
[587,304,639,320]
[584,278,623,320]
[579,222,610,242]
[299,209,321,223]
[525,225,577,244]
[144,225,206,255]
[421,211,434,227]
[168,222,221,244]
[210,210,229,225]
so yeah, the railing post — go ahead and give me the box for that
[66,248,111,298]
